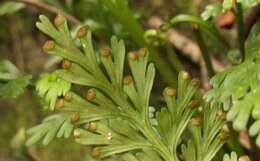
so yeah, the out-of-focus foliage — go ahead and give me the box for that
[202,0,260,20]
[201,4,223,21]
[0,2,25,16]
[0,60,32,99]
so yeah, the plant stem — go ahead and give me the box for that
[113,91,175,161]
[234,2,246,61]
[96,0,114,37]
[165,40,184,72]
[140,122,176,161]
[165,14,230,54]
[193,26,215,78]
[15,0,81,25]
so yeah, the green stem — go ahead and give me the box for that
[234,3,246,61]
[148,46,178,86]
[193,26,215,78]
[113,91,175,161]
[140,122,176,161]
[162,14,229,54]
[165,40,184,72]
[96,0,114,37]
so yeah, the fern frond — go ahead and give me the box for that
[223,152,250,161]
[27,14,227,161]
[205,22,260,146]
[0,59,32,99]
[182,103,226,161]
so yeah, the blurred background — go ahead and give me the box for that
[0,0,243,161]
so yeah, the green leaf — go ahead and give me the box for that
[202,0,260,21]
[0,59,20,80]
[26,113,73,146]
[0,59,32,99]
[201,4,223,21]
[223,152,250,161]
[237,0,260,9]
[75,128,113,145]
[223,0,260,10]
[0,2,25,16]
[0,75,32,99]
[223,0,233,10]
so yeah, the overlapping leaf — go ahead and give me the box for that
[0,2,25,16]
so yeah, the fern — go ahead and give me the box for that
[0,60,32,99]
[205,23,260,146]
[181,103,226,161]
[223,152,250,161]
[36,72,71,110]
[25,15,229,161]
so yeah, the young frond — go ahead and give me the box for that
[36,72,71,110]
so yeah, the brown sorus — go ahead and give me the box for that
[218,132,229,140]
[102,47,111,57]
[191,79,199,86]
[62,59,71,69]
[56,99,64,108]
[123,75,133,85]
[43,40,55,50]
[188,100,197,108]
[54,15,63,27]
[64,92,72,101]
[91,147,101,158]
[138,48,146,57]
[76,26,88,38]
[128,52,138,60]
[86,89,96,101]
[217,110,226,120]
[191,117,201,126]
